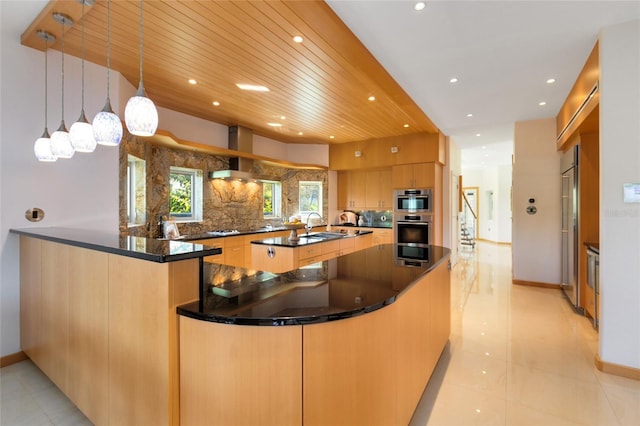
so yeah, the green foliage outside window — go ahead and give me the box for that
[170,172,192,215]
[263,182,274,215]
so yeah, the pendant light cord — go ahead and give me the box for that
[106,0,111,98]
[80,0,85,112]
[60,19,65,121]
[44,38,49,126]
[139,0,143,85]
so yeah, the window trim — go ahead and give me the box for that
[169,166,203,223]
[262,179,282,219]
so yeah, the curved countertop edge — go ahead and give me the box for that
[10,227,222,263]
[177,299,393,326]
[177,245,451,326]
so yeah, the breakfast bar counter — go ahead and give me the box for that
[178,244,451,426]
[12,227,221,426]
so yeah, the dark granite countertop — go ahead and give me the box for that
[181,224,328,241]
[177,244,450,326]
[250,230,374,248]
[10,227,222,263]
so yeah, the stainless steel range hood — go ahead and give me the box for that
[209,126,259,181]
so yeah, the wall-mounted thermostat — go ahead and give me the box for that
[25,207,45,222]
[623,183,640,203]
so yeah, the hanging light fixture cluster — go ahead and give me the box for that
[35,0,157,162]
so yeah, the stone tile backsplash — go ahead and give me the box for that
[120,132,328,238]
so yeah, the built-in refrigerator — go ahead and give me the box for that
[561,146,579,309]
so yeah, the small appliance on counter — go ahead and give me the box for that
[335,211,357,226]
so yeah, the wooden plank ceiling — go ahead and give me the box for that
[21,0,439,145]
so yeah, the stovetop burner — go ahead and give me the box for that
[207,229,240,236]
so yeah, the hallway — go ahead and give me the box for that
[412,242,640,425]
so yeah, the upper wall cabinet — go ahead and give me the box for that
[338,169,392,210]
[392,163,435,189]
[556,42,599,151]
[329,132,445,170]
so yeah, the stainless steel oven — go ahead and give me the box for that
[394,188,432,213]
[395,213,432,245]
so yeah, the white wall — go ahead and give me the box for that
[599,19,640,369]
[512,118,561,284]
[498,164,513,242]
[446,137,462,265]
[1,3,120,357]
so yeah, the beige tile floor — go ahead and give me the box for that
[412,242,640,426]
[1,241,638,425]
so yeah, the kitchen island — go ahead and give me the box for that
[11,227,222,426]
[178,243,451,426]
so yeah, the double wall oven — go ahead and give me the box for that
[394,189,433,267]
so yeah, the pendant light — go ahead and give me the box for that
[34,30,57,162]
[69,0,97,153]
[124,0,158,137]
[92,0,122,146]
[50,12,75,159]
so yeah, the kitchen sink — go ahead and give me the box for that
[299,232,346,240]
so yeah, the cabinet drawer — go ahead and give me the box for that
[298,245,322,261]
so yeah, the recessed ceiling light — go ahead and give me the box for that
[476,133,481,137]
[298,132,303,136]
[267,122,282,127]
[414,2,426,11]
[482,146,487,149]
[212,101,220,106]
[188,79,197,85]
[403,124,409,128]
[280,115,286,120]
[539,101,547,106]
[449,77,458,83]
[329,135,335,139]
[293,35,303,43]
[236,83,270,92]
[466,113,473,117]
[368,96,376,101]
[546,78,556,84]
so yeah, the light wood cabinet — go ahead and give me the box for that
[251,234,371,273]
[200,238,225,264]
[180,317,303,426]
[339,169,392,210]
[19,236,200,426]
[303,258,450,425]
[392,163,435,188]
[372,228,393,245]
[223,235,245,267]
[365,169,393,209]
[337,170,366,210]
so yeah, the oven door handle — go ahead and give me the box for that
[397,221,430,225]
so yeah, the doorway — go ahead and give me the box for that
[462,187,478,240]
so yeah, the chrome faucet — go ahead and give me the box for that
[305,212,323,234]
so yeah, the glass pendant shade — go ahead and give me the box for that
[93,99,123,146]
[125,83,158,137]
[69,110,97,152]
[51,121,75,159]
[34,129,57,162]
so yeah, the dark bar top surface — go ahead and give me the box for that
[10,227,222,263]
[178,244,450,326]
